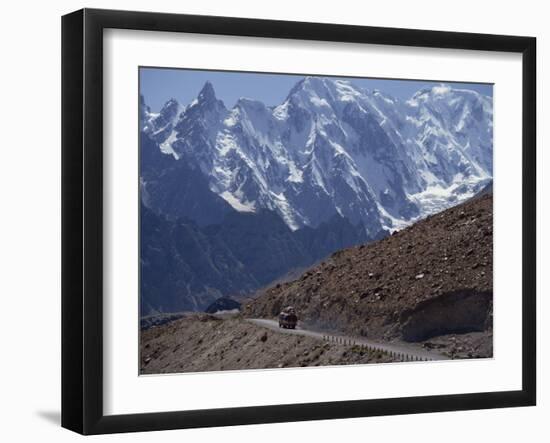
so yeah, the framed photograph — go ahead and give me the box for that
[62,8,536,434]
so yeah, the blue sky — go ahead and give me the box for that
[140,67,493,113]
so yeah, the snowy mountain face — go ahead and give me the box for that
[140,77,493,234]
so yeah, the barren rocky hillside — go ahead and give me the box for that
[244,194,493,350]
[140,314,393,374]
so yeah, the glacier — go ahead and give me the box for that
[140,76,493,234]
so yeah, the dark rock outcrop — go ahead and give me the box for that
[399,290,492,342]
[205,297,242,314]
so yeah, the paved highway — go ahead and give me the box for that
[247,318,450,361]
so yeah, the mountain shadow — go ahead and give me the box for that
[140,202,381,315]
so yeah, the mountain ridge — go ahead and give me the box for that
[141,77,492,233]
[140,200,376,315]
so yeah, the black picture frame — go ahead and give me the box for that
[61,8,536,435]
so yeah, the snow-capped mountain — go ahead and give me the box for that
[140,77,492,233]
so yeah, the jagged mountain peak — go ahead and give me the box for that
[141,77,493,233]
[196,80,219,104]
[157,98,181,121]
[161,97,180,108]
[301,75,333,91]
[182,81,227,119]
[273,77,366,123]
[139,94,152,128]
[287,76,365,105]
[409,85,451,101]
[139,93,149,109]
[408,84,491,107]
[287,76,333,101]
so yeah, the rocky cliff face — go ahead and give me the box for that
[244,193,493,347]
